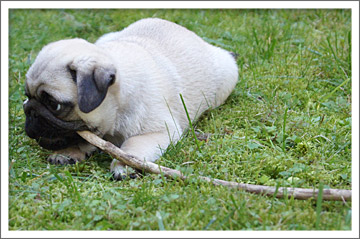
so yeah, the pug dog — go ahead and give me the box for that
[23,18,238,179]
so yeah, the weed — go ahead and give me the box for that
[9,9,351,230]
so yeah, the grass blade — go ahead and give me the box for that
[317,78,351,110]
[315,182,324,229]
[179,93,202,153]
[156,211,165,230]
[282,106,289,152]
[203,217,217,230]
[347,30,351,68]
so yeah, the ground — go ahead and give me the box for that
[8,9,351,230]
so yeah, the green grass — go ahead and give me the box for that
[9,9,352,230]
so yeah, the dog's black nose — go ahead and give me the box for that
[23,99,30,115]
[24,107,39,121]
[24,99,41,139]
[23,99,39,119]
[29,109,39,119]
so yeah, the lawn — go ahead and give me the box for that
[8,9,352,230]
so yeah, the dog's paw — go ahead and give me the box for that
[48,154,77,165]
[110,159,138,180]
[47,147,86,165]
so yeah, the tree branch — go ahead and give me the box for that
[77,131,351,201]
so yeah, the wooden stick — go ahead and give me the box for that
[77,131,351,201]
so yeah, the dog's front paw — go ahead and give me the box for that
[47,147,86,165]
[48,154,77,165]
[110,159,138,180]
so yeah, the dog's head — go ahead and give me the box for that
[23,38,117,150]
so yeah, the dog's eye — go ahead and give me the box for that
[55,104,61,111]
[49,101,62,112]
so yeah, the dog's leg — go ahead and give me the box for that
[110,131,179,180]
[48,143,96,165]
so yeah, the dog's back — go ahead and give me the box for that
[96,18,238,125]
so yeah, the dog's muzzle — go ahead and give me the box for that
[23,98,89,150]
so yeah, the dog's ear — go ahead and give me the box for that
[70,64,116,113]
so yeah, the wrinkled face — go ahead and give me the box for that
[23,89,88,150]
[24,39,116,150]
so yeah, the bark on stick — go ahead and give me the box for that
[77,130,351,201]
